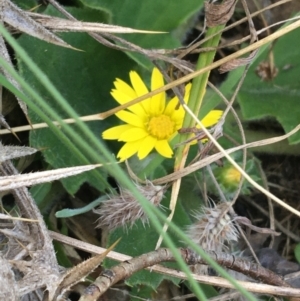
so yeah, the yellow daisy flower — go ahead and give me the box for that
[102,68,222,161]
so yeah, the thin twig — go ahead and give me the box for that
[79,247,291,301]
[50,231,300,298]
[243,196,300,242]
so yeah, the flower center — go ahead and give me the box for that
[147,115,176,140]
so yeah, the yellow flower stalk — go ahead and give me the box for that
[103,68,222,161]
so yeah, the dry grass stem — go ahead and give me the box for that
[152,125,300,185]
[0,163,103,191]
[28,12,166,34]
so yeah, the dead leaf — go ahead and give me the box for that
[205,0,237,27]
[219,49,258,73]
[2,0,74,49]
[0,255,18,301]
[29,12,166,34]
[48,239,121,301]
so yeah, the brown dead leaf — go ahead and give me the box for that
[2,0,74,49]
[29,12,166,34]
[219,49,258,73]
[48,239,120,301]
[255,60,279,81]
[205,0,237,27]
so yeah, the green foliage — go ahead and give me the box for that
[238,27,300,144]
[6,1,300,299]
[55,195,107,218]
[81,0,204,67]
[213,152,262,197]
[295,243,300,263]
[17,6,136,193]
[107,223,164,288]
[17,1,206,194]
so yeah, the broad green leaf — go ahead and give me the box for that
[80,0,204,68]
[107,220,163,288]
[238,27,300,144]
[200,66,246,119]
[17,6,137,194]
[130,285,154,301]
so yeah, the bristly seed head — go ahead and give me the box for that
[186,202,239,274]
[186,202,239,252]
[94,181,164,230]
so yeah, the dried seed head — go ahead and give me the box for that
[186,202,239,274]
[186,202,239,252]
[94,181,164,230]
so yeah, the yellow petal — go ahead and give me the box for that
[117,140,141,161]
[119,128,149,142]
[102,124,133,140]
[113,78,137,99]
[155,139,173,158]
[189,134,198,145]
[111,89,146,118]
[115,110,144,128]
[130,71,148,96]
[171,108,185,124]
[137,135,156,160]
[164,96,181,116]
[201,110,223,127]
[164,83,191,116]
[183,83,192,104]
[165,97,185,128]
[163,84,191,123]
[150,68,165,115]
[129,71,151,113]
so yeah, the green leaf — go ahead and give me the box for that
[17,6,137,194]
[30,182,52,209]
[238,27,300,144]
[130,285,153,301]
[55,195,107,218]
[80,0,204,68]
[185,282,218,299]
[295,243,300,263]
[106,220,163,288]
[201,66,246,119]
[12,0,37,9]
